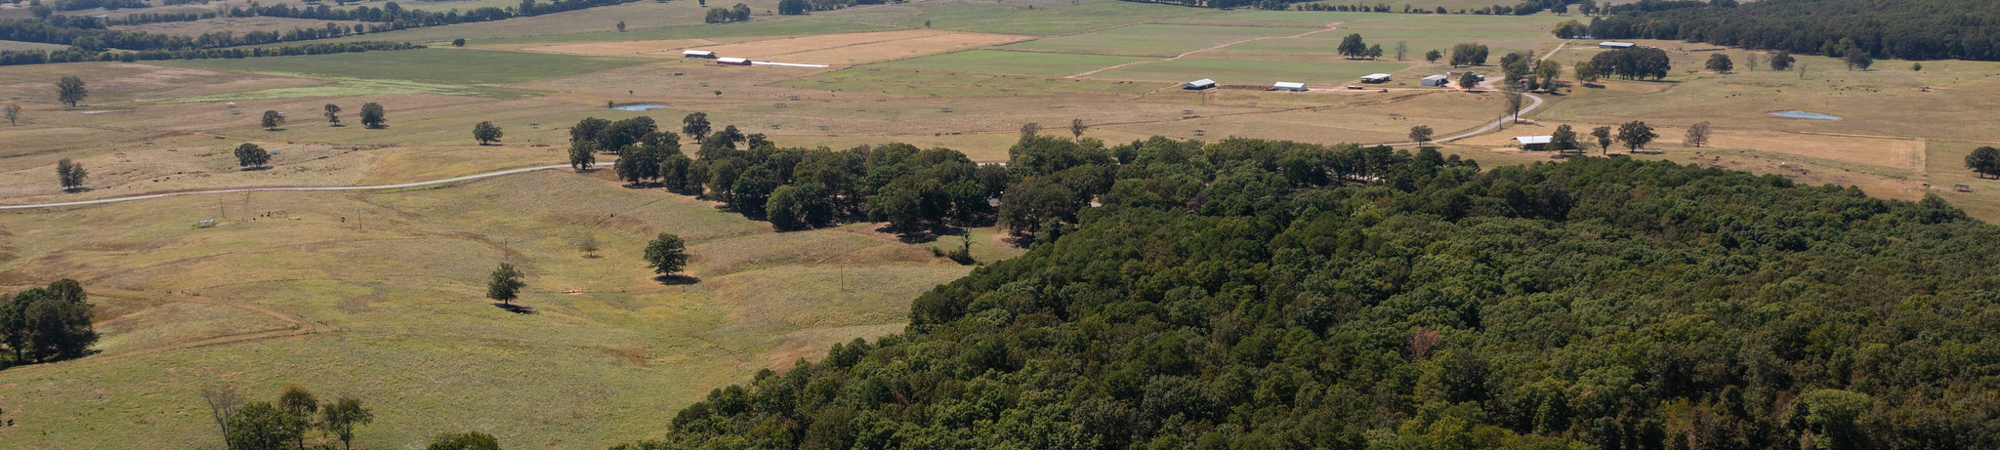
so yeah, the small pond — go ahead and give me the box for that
[610,104,666,111]
[1771,111,1840,120]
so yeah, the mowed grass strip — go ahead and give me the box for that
[1001,24,1318,58]
[1089,56,1407,84]
[151,48,653,86]
[874,50,1151,77]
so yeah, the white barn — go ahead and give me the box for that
[1599,42,1636,49]
[716,57,751,66]
[1183,78,1217,90]
[1273,81,1307,92]
[1420,75,1449,87]
[683,50,717,58]
[1514,136,1554,151]
[1359,73,1393,83]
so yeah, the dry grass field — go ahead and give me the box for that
[3,0,2000,448]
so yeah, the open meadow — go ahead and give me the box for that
[3,0,2000,447]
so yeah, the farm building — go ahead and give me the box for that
[1273,82,1307,92]
[1599,42,1636,49]
[1360,73,1393,83]
[1513,136,1553,151]
[683,50,717,58]
[716,57,751,66]
[1183,78,1217,90]
[1420,75,1449,87]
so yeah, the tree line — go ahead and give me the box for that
[1584,0,2000,61]
[0,0,640,56]
[616,146,2000,449]
[704,3,752,23]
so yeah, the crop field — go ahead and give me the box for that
[111,17,373,36]
[7,0,2000,448]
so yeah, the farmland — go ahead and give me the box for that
[3,0,2000,448]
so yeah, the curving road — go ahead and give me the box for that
[0,163,605,211]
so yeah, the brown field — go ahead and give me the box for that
[112,17,373,36]
[488,38,724,58]
[1458,121,1927,172]
[0,62,322,105]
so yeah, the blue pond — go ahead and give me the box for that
[611,104,666,111]
[1771,111,1840,120]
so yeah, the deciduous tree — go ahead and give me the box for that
[55,158,85,191]
[1966,146,2000,179]
[1684,121,1712,148]
[1616,121,1657,153]
[1337,33,1368,59]
[319,397,373,450]
[226,402,299,450]
[568,141,597,171]
[472,121,503,145]
[277,385,317,450]
[235,143,271,168]
[261,110,286,130]
[681,112,711,143]
[1069,118,1086,139]
[1592,125,1613,155]
[1408,125,1434,144]
[1705,54,1734,73]
[323,104,341,125]
[1551,124,1579,154]
[485,263,524,306]
[644,233,689,275]
[359,103,386,129]
[4,103,19,126]
[1425,49,1442,63]
[1769,51,1795,71]
[427,432,501,450]
[55,76,86,107]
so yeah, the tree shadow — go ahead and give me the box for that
[493,303,537,314]
[61,187,93,194]
[655,274,700,285]
[240,166,272,172]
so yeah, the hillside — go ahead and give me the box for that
[628,148,2000,449]
[1587,0,2000,61]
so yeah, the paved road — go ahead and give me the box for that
[0,163,602,210]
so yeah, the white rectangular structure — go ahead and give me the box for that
[1273,82,1307,91]
[1599,42,1636,49]
[683,50,717,58]
[1420,75,1449,87]
[1514,136,1554,150]
[1183,78,1216,90]
[716,57,751,66]
[1359,73,1393,83]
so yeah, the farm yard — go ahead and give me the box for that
[4,0,2000,448]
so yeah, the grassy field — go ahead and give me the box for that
[874,49,1152,77]
[1090,56,1409,84]
[1000,23,1320,58]
[152,49,653,86]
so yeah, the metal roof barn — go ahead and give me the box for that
[716,57,751,65]
[1183,79,1217,90]
[1360,73,1393,83]
[1599,42,1636,49]
[1273,82,1307,91]
[683,50,716,58]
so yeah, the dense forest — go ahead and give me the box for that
[610,135,2000,449]
[1586,0,2000,61]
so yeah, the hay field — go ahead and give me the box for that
[1001,24,1322,58]
[153,49,653,86]
[875,49,1152,77]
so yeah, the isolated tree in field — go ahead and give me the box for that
[616,20,625,32]
[359,103,386,129]
[55,158,85,191]
[1551,124,1579,154]
[260,110,285,130]
[1394,41,1407,61]
[1069,118,1086,139]
[1590,125,1613,155]
[681,112,711,143]
[574,235,601,258]
[1408,125,1433,144]
[1616,121,1657,153]
[426,432,501,450]
[319,397,373,450]
[1966,146,2000,179]
[227,402,300,450]
[1019,122,1040,138]
[1912,62,1923,71]
[1573,61,1600,84]
[486,263,524,306]
[472,121,503,145]
[1705,54,1734,73]
[55,76,86,107]
[235,143,271,168]
[1844,51,1873,70]
[277,384,318,450]
[1684,121,1712,148]
[568,141,597,171]
[451,38,466,47]
[4,103,19,126]
[1424,49,1442,63]
[1366,44,1384,60]
[1745,53,1761,71]
[1337,33,1368,59]
[323,104,341,125]
[0,279,97,364]
[644,233,689,275]
[1769,51,1795,71]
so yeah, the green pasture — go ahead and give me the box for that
[470,18,898,45]
[151,49,651,86]
[836,0,1212,36]
[1089,56,1408,84]
[1001,23,1318,58]
[874,50,1151,77]
[785,67,1163,96]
